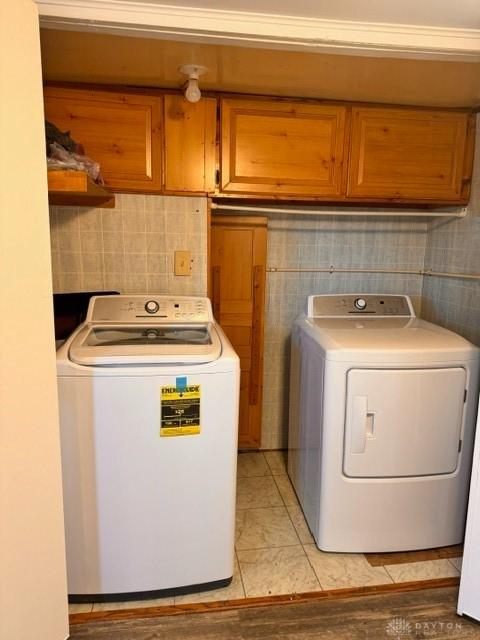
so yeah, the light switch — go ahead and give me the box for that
[174,250,192,276]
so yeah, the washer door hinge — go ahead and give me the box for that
[459,440,463,453]
[464,389,467,403]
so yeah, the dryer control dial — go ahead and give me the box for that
[354,298,367,310]
[145,300,160,314]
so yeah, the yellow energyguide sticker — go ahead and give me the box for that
[160,385,201,436]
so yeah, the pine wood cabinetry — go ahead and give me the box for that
[44,85,475,205]
[219,97,474,205]
[220,99,348,197]
[44,87,217,195]
[163,95,217,193]
[347,107,473,201]
[211,216,267,449]
[44,87,163,192]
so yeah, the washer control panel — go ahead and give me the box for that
[308,294,414,318]
[87,295,213,323]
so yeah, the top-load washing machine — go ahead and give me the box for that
[57,295,239,600]
[288,294,480,553]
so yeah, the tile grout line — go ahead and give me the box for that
[300,542,325,592]
[447,558,462,573]
[383,564,397,584]
[234,549,248,600]
[271,471,317,582]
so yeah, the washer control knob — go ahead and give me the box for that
[145,300,159,314]
[354,298,367,310]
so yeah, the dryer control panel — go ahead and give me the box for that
[86,295,213,323]
[308,294,415,318]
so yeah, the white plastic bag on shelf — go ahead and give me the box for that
[47,141,104,184]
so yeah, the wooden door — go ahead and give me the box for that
[44,86,162,192]
[220,98,347,197]
[347,107,471,201]
[211,216,267,449]
[163,95,217,193]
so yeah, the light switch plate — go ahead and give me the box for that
[174,251,192,276]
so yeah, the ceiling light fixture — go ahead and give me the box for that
[179,64,208,103]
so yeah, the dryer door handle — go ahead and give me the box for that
[349,395,369,454]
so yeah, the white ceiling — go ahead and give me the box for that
[123,0,480,29]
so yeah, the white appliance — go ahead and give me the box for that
[57,295,240,600]
[288,294,480,553]
[458,392,480,620]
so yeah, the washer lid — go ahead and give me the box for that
[69,322,222,365]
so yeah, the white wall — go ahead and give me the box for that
[0,2,69,639]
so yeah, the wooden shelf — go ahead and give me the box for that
[47,170,115,207]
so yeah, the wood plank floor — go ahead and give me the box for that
[70,587,480,639]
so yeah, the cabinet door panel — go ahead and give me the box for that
[348,108,469,201]
[221,99,347,197]
[163,95,217,193]
[44,87,162,192]
[211,216,267,449]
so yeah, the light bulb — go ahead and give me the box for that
[185,77,201,103]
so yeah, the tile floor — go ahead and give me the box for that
[69,451,462,614]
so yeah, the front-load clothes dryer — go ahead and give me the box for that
[57,295,240,600]
[288,294,480,553]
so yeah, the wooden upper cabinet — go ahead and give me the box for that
[220,98,348,197]
[163,95,217,193]
[44,87,162,192]
[347,107,472,202]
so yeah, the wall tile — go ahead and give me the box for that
[57,231,80,253]
[124,273,148,294]
[59,251,81,272]
[81,252,103,273]
[124,231,147,253]
[421,116,480,347]
[101,209,123,232]
[147,232,167,253]
[80,231,103,253]
[103,252,125,273]
[103,231,124,253]
[82,272,105,291]
[78,207,102,232]
[50,195,207,297]
[125,253,147,274]
[122,208,146,232]
[147,253,167,274]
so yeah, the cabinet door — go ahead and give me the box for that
[221,99,347,197]
[163,95,217,193]
[44,87,162,192]
[348,107,470,201]
[211,216,267,449]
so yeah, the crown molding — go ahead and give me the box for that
[36,0,480,61]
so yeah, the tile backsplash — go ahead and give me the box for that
[422,118,480,347]
[49,194,207,296]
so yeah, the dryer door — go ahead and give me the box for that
[344,367,466,478]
